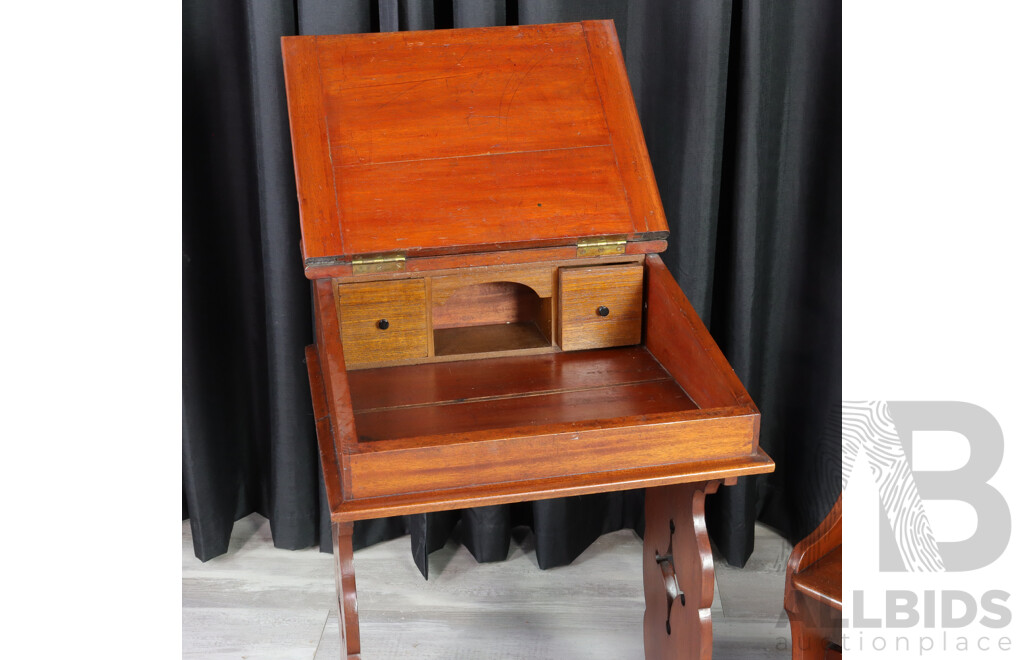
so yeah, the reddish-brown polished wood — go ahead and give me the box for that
[354,379,696,441]
[318,23,609,166]
[433,321,550,355]
[431,282,545,330]
[330,450,772,522]
[335,146,632,256]
[333,521,361,659]
[346,410,755,499]
[335,278,429,367]
[306,345,345,515]
[287,21,776,659]
[310,258,766,501]
[785,495,843,659]
[280,38,344,265]
[348,346,669,411]
[645,254,756,411]
[281,22,668,272]
[431,264,555,305]
[310,346,772,524]
[312,279,358,500]
[559,263,644,350]
[643,480,721,660]
[582,21,668,235]
[793,548,841,609]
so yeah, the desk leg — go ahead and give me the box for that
[333,521,361,659]
[643,480,723,660]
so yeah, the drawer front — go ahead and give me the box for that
[335,279,428,367]
[559,264,643,351]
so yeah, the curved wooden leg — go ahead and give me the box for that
[643,480,722,660]
[333,521,361,659]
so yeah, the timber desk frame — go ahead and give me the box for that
[284,21,774,659]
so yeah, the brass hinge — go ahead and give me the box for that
[352,252,406,274]
[576,235,627,257]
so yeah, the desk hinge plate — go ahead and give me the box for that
[577,235,627,257]
[352,252,406,274]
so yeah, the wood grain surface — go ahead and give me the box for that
[433,322,550,356]
[280,37,344,265]
[281,21,669,270]
[354,380,696,442]
[430,264,555,306]
[306,345,345,515]
[317,23,608,166]
[332,521,361,659]
[311,280,356,500]
[785,495,842,660]
[286,22,778,659]
[581,21,668,236]
[792,547,841,609]
[347,345,669,411]
[431,283,544,330]
[329,449,774,522]
[643,481,722,660]
[311,262,770,517]
[559,263,643,350]
[346,413,756,499]
[335,278,428,367]
[335,146,632,257]
[645,254,754,411]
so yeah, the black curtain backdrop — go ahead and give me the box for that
[183,0,841,573]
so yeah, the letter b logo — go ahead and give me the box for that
[843,401,1010,572]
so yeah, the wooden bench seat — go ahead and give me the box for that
[785,495,842,658]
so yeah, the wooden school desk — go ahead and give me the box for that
[282,20,774,659]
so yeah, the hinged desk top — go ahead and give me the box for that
[282,21,668,276]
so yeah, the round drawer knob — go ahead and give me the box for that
[596,306,610,317]
[376,319,390,330]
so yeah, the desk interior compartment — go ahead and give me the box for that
[430,265,556,357]
[322,256,761,501]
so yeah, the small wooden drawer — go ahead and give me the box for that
[335,279,428,368]
[558,264,643,351]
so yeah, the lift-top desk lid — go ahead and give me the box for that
[282,20,668,278]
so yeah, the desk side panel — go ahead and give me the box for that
[305,345,345,514]
[313,278,357,500]
[645,254,756,412]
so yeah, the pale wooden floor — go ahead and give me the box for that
[183,513,792,659]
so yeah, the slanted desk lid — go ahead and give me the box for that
[282,21,667,277]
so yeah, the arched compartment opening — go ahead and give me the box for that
[432,281,553,357]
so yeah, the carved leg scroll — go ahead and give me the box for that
[643,480,723,660]
[333,521,361,659]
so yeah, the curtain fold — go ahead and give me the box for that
[183,0,840,570]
